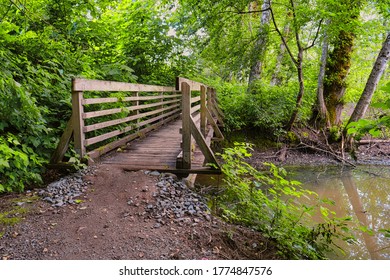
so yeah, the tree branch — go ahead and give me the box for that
[303,18,324,51]
[269,4,298,66]
[0,4,13,22]
[289,0,302,51]
[231,7,271,15]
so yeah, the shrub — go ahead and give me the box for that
[0,133,45,192]
[215,80,298,136]
[214,142,353,259]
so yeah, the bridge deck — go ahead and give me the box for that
[100,118,218,174]
[51,78,223,175]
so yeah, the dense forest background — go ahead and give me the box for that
[0,0,389,193]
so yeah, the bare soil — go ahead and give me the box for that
[0,165,278,260]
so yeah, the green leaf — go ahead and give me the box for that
[320,206,329,217]
[0,158,10,168]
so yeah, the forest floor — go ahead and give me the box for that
[1,138,389,260]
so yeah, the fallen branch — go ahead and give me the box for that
[298,142,356,167]
[359,139,390,144]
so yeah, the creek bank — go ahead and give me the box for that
[246,141,390,168]
[222,128,390,167]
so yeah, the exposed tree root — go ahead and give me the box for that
[290,126,357,167]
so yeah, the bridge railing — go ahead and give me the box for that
[176,78,224,170]
[51,78,181,164]
[51,77,224,171]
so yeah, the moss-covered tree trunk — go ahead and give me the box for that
[323,30,355,126]
[321,0,361,127]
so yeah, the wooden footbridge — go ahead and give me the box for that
[51,77,224,175]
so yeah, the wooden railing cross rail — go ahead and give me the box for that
[51,77,224,175]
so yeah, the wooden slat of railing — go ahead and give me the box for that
[85,109,181,146]
[205,107,224,140]
[83,94,181,105]
[191,96,201,104]
[83,99,180,119]
[84,103,180,133]
[73,78,177,92]
[190,104,201,115]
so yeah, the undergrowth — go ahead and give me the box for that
[213,142,354,259]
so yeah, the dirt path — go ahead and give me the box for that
[0,164,278,260]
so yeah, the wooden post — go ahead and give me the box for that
[135,91,139,131]
[207,87,212,111]
[181,82,191,169]
[175,77,181,91]
[160,91,164,122]
[200,85,207,136]
[72,81,86,158]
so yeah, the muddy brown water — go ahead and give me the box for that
[196,165,390,260]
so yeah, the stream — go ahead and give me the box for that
[196,165,390,259]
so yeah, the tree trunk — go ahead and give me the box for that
[248,1,259,35]
[247,0,271,91]
[346,33,390,126]
[286,48,304,130]
[323,30,355,126]
[311,28,330,128]
[271,22,290,86]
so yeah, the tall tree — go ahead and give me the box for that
[311,20,330,128]
[322,0,362,126]
[346,33,390,127]
[270,21,290,86]
[269,0,323,130]
[248,0,271,90]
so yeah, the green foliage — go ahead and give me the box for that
[347,84,390,140]
[379,229,390,238]
[215,143,353,259]
[0,0,196,193]
[0,134,45,193]
[215,79,297,136]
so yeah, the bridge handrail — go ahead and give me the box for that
[51,77,224,170]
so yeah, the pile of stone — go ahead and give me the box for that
[38,167,96,207]
[146,173,212,226]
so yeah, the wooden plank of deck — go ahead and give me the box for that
[101,119,182,169]
[100,116,221,174]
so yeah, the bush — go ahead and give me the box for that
[215,80,297,136]
[0,133,45,192]
[214,142,353,259]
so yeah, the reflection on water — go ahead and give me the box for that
[196,165,390,260]
[285,165,390,260]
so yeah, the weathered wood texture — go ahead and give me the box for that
[51,77,224,175]
[175,77,205,91]
[73,78,176,92]
[102,117,221,174]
